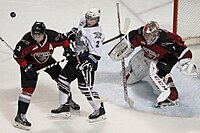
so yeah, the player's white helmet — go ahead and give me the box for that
[85,8,101,22]
[143,21,160,45]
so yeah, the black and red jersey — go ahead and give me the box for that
[126,27,192,60]
[13,29,70,68]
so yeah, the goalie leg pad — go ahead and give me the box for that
[149,61,171,102]
[124,49,151,84]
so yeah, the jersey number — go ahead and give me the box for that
[96,41,100,48]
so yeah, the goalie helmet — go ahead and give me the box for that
[85,8,101,22]
[143,21,160,45]
[31,21,46,35]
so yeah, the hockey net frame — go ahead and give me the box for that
[173,0,200,46]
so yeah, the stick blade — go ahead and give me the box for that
[122,18,130,34]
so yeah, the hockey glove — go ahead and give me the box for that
[63,47,75,60]
[177,58,199,76]
[23,64,38,79]
[66,27,78,42]
[77,60,92,71]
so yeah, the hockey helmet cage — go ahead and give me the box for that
[143,21,160,45]
[31,21,46,35]
[85,8,101,22]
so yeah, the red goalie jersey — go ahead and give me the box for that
[125,25,192,60]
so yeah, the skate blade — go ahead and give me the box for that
[154,103,179,108]
[13,122,31,130]
[89,115,106,123]
[71,109,81,114]
[51,112,71,119]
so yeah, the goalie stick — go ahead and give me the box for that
[103,34,124,45]
[116,3,134,108]
[102,15,130,45]
[71,41,107,103]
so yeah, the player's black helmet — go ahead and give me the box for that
[31,21,46,35]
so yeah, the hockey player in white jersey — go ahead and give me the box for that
[51,8,106,122]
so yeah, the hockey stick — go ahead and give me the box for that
[116,3,134,108]
[37,58,68,72]
[70,41,107,103]
[103,34,124,45]
[0,36,13,51]
[102,17,130,45]
[0,36,68,73]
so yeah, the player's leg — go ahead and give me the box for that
[50,59,80,118]
[13,68,38,130]
[77,70,106,122]
[151,54,179,108]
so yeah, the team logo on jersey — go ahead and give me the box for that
[94,32,102,39]
[161,42,174,47]
[55,34,62,41]
[34,52,51,64]
[143,47,159,59]
[21,39,30,45]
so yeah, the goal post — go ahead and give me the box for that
[173,0,200,46]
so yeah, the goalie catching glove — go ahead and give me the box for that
[177,58,199,76]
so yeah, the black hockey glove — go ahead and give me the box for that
[23,64,38,79]
[63,47,75,60]
[77,60,92,71]
[66,27,78,42]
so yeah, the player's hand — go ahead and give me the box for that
[66,27,78,42]
[63,47,75,60]
[77,60,92,71]
[23,64,38,79]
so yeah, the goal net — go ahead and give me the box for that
[173,0,200,67]
[173,0,200,46]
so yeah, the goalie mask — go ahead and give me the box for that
[143,21,160,45]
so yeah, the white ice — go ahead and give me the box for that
[1,0,200,133]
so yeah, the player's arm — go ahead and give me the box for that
[13,39,38,79]
[13,40,30,67]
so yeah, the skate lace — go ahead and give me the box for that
[20,114,28,122]
[91,110,100,116]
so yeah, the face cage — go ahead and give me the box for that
[143,31,159,45]
[85,14,99,21]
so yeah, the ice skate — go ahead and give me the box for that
[154,99,179,108]
[13,113,31,130]
[51,103,70,118]
[68,96,80,111]
[88,103,106,123]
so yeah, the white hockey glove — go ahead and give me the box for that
[177,58,199,76]
[77,60,92,71]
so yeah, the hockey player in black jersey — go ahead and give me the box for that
[13,21,80,130]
